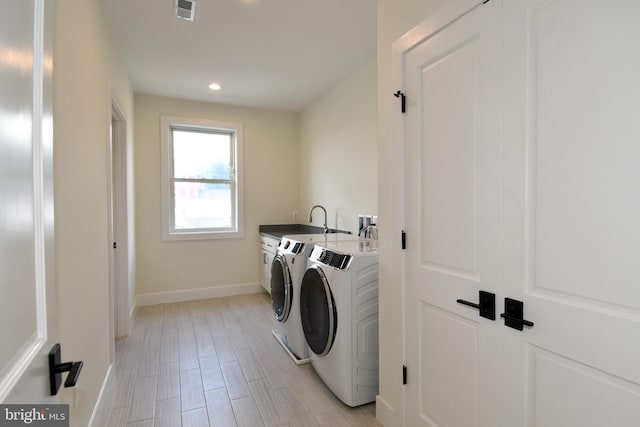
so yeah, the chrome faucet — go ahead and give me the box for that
[308,204,328,233]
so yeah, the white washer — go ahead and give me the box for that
[270,233,359,362]
[300,239,379,407]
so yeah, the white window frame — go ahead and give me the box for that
[160,115,244,241]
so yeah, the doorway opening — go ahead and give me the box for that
[109,97,131,351]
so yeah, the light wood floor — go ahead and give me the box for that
[94,292,382,426]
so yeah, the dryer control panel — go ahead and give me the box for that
[310,246,352,270]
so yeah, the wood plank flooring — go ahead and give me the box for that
[94,293,382,426]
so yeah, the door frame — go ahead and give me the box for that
[108,95,131,346]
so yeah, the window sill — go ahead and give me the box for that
[162,229,245,241]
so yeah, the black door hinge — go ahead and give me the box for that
[393,91,406,113]
[403,365,407,385]
[401,230,406,250]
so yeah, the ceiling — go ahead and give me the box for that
[101,0,377,112]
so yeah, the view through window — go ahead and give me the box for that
[172,129,233,229]
[161,117,243,240]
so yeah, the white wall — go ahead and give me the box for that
[134,94,299,300]
[53,0,134,425]
[376,0,446,426]
[299,57,378,234]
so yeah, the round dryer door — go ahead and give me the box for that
[300,266,336,356]
[270,254,292,322]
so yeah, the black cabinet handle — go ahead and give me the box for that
[457,290,496,320]
[500,298,534,331]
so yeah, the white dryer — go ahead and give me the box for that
[300,239,379,407]
[270,233,358,363]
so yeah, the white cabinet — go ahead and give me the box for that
[259,234,279,293]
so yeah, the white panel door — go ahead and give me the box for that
[0,0,57,403]
[400,0,640,426]
[501,0,640,425]
[403,1,505,426]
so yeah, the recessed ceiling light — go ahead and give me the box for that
[208,83,221,91]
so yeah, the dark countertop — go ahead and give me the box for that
[259,224,351,239]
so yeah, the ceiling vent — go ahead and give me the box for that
[176,0,196,21]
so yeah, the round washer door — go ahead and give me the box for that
[300,266,336,357]
[270,253,292,322]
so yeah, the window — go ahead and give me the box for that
[161,116,243,240]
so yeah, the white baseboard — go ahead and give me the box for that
[88,363,113,427]
[375,394,397,427]
[136,282,264,306]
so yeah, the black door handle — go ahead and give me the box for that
[500,298,534,331]
[48,343,83,395]
[457,290,496,320]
